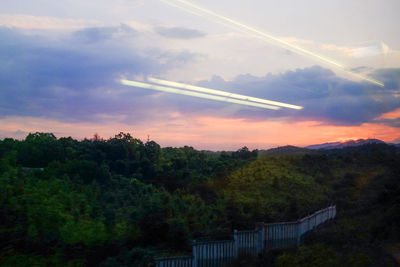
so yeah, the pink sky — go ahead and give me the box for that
[1,114,399,150]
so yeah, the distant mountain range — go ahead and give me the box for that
[258,138,400,156]
[305,138,386,150]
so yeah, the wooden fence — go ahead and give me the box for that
[156,205,336,267]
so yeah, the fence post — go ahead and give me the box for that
[193,240,197,267]
[314,212,316,229]
[234,230,238,257]
[296,220,301,246]
[261,223,265,252]
[255,222,265,253]
[328,206,331,220]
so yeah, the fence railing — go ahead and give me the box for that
[193,240,235,267]
[157,256,193,267]
[156,205,336,267]
[264,221,298,249]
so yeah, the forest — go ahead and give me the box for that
[0,132,399,266]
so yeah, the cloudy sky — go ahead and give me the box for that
[1,0,400,150]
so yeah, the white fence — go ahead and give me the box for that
[157,256,193,267]
[156,205,336,267]
[193,240,235,267]
[264,221,298,249]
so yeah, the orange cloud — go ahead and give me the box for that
[376,108,400,120]
[0,115,399,150]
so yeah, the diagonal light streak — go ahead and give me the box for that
[148,77,303,110]
[161,0,343,68]
[120,79,281,110]
[159,0,384,87]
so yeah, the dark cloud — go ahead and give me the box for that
[0,26,199,123]
[187,66,400,126]
[350,66,372,73]
[73,24,136,43]
[155,26,206,39]
[371,68,400,90]
[374,118,400,128]
[1,26,399,128]
[157,49,205,67]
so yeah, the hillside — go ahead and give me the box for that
[306,138,386,150]
[0,133,399,266]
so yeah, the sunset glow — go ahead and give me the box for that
[1,116,398,150]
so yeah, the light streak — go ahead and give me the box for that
[342,69,384,86]
[148,77,303,109]
[120,79,281,110]
[159,0,384,87]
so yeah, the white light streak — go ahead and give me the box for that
[159,0,384,87]
[148,77,303,110]
[120,79,281,110]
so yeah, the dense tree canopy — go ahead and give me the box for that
[0,133,399,266]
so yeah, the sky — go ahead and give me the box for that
[1,0,400,150]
